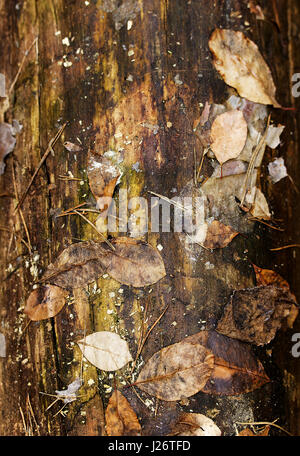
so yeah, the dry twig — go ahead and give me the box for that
[16,122,67,211]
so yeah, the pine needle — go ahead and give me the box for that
[271,244,300,251]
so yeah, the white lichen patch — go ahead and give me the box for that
[62,37,70,46]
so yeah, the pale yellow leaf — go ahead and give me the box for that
[78,331,133,371]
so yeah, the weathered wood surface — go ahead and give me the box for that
[0,0,299,436]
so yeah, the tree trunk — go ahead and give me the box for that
[0,0,299,436]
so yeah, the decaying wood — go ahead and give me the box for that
[0,0,299,436]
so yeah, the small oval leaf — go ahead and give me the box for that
[24,285,67,321]
[77,331,133,371]
[105,390,141,436]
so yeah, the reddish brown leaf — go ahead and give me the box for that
[24,285,67,321]
[252,263,289,289]
[238,426,270,436]
[203,220,239,249]
[135,341,214,401]
[102,237,166,287]
[185,330,269,395]
[105,390,141,436]
[216,286,297,345]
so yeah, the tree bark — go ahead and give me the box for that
[0,0,299,436]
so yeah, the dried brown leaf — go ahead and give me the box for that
[104,237,166,287]
[217,286,297,345]
[135,341,214,401]
[185,330,269,395]
[42,238,166,289]
[210,110,248,164]
[203,220,239,249]
[105,390,141,436]
[88,152,120,216]
[209,29,280,107]
[24,285,67,321]
[238,425,270,436]
[252,263,290,289]
[252,264,299,328]
[42,241,106,289]
[249,188,271,220]
[170,413,221,436]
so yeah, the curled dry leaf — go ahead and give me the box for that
[170,413,221,436]
[63,141,82,152]
[185,330,269,395]
[216,286,297,345]
[42,238,166,289]
[0,123,16,175]
[42,241,107,289]
[210,110,248,164]
[252,263,299,328]
[209,29,280,107]
[203,220,239,249]
[238,425,270,436]
[24,285,67,321]
[105,390,141,436]
[78,331,133,371]
[135,341,214,401]
[88,151,120,216]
